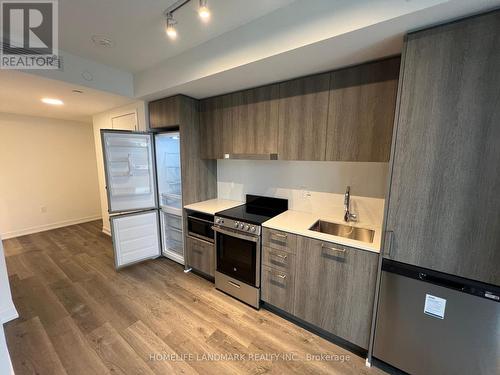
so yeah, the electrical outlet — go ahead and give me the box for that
[40,206,47,213]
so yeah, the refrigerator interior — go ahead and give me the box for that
[102,132,157,213]
[155,132,184,264]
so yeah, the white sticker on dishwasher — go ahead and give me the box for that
[424,294,446,319]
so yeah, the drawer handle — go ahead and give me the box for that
[228,280,241,289]
[271,233,287,239]
[270,252,287,260]
[269,270,287,279]
[321,244,345,253]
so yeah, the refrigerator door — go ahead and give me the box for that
[160,210,184,265]
[101,130,158,214]
[110,210,161,268]
[374,260,500,375]
[155,132,182,216]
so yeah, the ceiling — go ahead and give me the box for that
[0,71,133,122]
[58,0,294,73]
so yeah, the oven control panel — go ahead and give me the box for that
[214,216,260,236]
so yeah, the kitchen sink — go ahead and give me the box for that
[309,220,375,243]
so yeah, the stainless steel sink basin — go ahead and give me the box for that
[309,220,375,243]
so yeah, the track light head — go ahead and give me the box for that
[164,12,177,39]
[198,0,210,20]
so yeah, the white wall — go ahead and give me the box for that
[92,101,147,234]
[217,160,388,228]
[0,113,101,238]
[0,237,15,374]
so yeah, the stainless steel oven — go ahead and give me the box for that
[213,217,261,308]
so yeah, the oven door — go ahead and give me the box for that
[213,226,261,287]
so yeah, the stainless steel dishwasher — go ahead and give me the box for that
[374,259,500,375]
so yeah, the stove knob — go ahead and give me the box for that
[250,226,256,232]
[245,225,250,231]
[240,223,244,229]
[220,219,224,224]
[234,221,239,228]
[215,218,220,224]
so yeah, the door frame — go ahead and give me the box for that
[101,129,159,215]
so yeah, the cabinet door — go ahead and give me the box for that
[278,73,330,160]
[384,12,500,285]
[230,84,279,154]
[186,236,215,277]
[199,95,232,159]
[294,236,378,349]
[326,57,399,162]
[149,96,180,129]
[261,265,295,313]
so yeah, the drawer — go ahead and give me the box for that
[261,265,295,313]
[186,236,214,277]
[262,246,296,273]
[262,228,297,254]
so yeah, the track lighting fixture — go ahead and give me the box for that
[163,0,210,40]
[198,0,210,20]
[165,12,177,39]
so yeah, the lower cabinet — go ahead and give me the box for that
[261,265,295,313]
[293,236,378,349]
[186,236,215,277]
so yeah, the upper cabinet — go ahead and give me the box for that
[278,73,330,160]
[149,95,182,129]
[198,59,400,161]
[229,84,279,155]
[199,95,232,159]
[383,12,500,285]
[326,57,400,162]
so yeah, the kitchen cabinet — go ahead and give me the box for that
[229,84,279,155]
[293,236,378,349]
[278,73,330,160]
[383,12,500,285]
[261,229,297,314]
[149,95,182,129]
[199,95,232,159]
[325,57,400,162]
[186,236,215,277]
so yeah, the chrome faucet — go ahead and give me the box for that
[344,186,357,222]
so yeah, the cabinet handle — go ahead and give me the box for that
[321,244,345,253]
[268,269,287,279]
[270,251,287,260]
[271,233,287,241]
[385,230,394,258]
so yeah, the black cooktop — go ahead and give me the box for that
[216,195,288,225]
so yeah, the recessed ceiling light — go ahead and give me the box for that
[91,35,115,48]
[41,98,64,105]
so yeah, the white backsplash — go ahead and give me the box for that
[217,160,388,228]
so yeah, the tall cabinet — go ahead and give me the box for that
[383,11,500,285]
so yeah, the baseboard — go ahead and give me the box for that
[0,215,102,239]
[102,226,111,236]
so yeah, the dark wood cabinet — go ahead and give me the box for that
[149,95,182,129]
[293,236,378,349]
[186,236,215,277]
[278,73,330,160]
[199,95,232,159]
[325,57,400,162]
[229,84,279,155]
[383,12,500,285]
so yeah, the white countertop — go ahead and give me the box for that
[262,210,381,253]
[184,199,244,215]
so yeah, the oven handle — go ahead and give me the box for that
[211,226,260,243]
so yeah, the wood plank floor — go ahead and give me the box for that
[3,221,387,375]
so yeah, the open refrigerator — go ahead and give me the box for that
[101,130,184,269]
